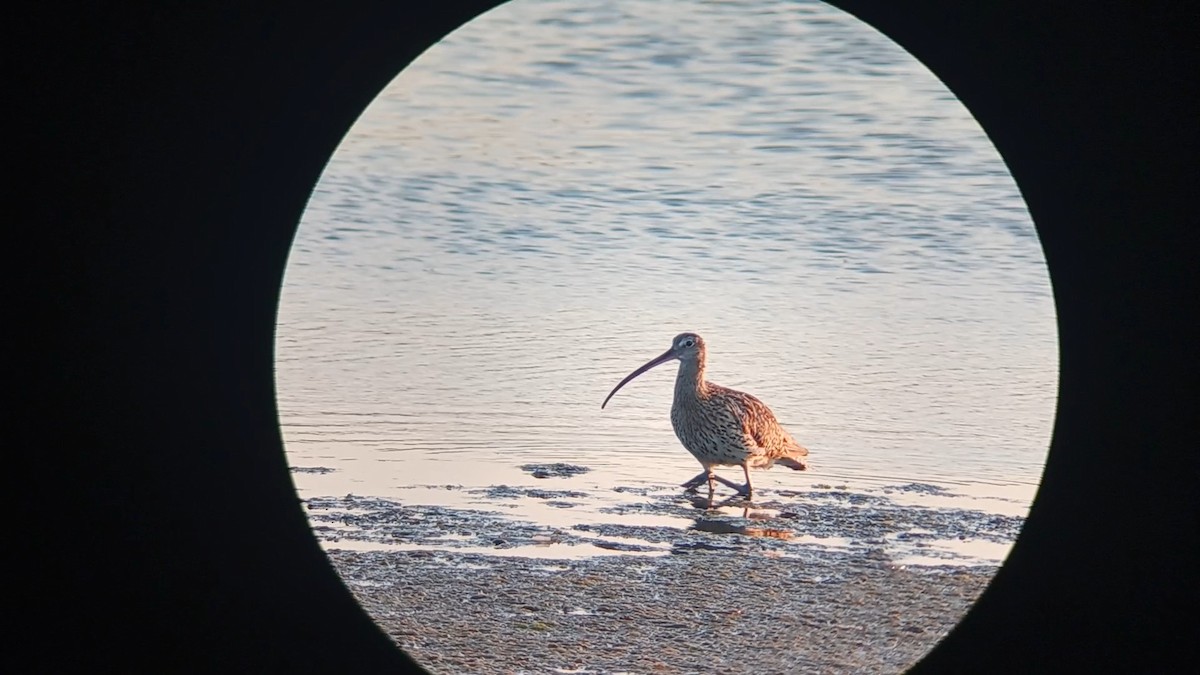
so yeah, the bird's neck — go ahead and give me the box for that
[674,356,708,400]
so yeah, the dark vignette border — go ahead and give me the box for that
[13,1,1197,673]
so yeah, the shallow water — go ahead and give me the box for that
[300,479,1025,567]
[278,0,1057,566]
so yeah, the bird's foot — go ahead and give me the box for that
[710,474,746,493]
[681,472,709,491]
[682,471,749,497]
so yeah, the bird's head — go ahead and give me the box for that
[669,332,705,362]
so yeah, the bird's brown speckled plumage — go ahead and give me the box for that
[602,332,809,498]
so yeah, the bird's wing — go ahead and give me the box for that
[718,386,808,457]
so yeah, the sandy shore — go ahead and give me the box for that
[328,547,994,674]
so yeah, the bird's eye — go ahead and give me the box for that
[682,338,694,348]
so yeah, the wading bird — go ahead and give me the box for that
[601,332,809,498]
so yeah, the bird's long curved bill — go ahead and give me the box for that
[601,348,676,409]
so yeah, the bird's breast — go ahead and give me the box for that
[670,397,749,462]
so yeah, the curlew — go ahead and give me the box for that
[601,332,809,499]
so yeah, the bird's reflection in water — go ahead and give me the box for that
[687,494,794,541]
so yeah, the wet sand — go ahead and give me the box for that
[302,468,1017,674]
[331,548,993,674]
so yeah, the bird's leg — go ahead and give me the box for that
[741,462,754,499]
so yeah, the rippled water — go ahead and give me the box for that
[277,0,1057,546]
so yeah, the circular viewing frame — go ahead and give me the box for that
[18,1,1195,673]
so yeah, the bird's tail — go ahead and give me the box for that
[776,446,809,471]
